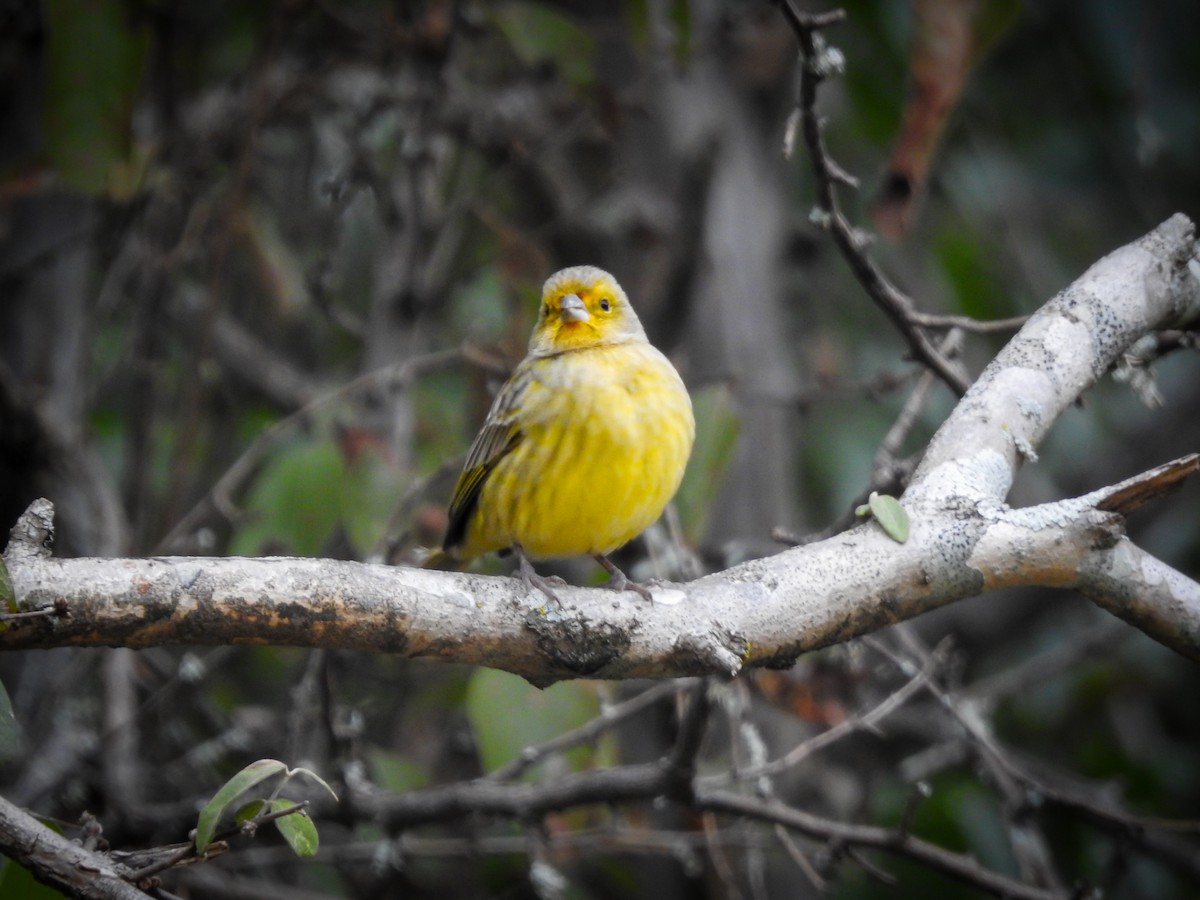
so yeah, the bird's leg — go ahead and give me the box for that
[513,543,565,606]
[592,553,655,602]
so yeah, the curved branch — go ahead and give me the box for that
[3,216,1199,678]
[908,213,1200,504]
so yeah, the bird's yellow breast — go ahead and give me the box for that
[461,341,694,560]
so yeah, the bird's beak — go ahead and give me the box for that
[559,293,590,324]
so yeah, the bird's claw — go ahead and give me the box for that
[593,554,655,602]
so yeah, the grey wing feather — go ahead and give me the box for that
[442,366,530,552]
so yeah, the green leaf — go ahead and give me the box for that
[234,800,266,825]
[271,798,319,857]
[0,855,66,900]
[492,2,596,89]
[283,766,339,803]
[231,797,319,857]
[0,559,14,612]
[0,679,22,765]
[195,759,288,853]
[466,669,600,774]
[868,492,910,543]
[42,0,150,195]
[231,438,347,556]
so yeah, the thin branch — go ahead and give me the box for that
[342,726,1070,900]
[696,789,1066,900]
[486,681,682,782]
[778,1,971,396]
[876,628,1200,883]
[908,310,1030,333]
[124,801,308,884]
[707,659,932,783]
[776,329,958,547]
[772,824,826,891]
[962,618,1129,708]
[870,631,1065,887]
[665,679,713,788]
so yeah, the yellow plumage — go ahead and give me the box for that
[441,266,694,600]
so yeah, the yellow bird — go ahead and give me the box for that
[441,265,695,602]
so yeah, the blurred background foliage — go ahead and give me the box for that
[1,0,1199,897]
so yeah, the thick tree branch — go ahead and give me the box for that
[908,214,1200,502]
[3,216,1200,679]
[0,795,151,899]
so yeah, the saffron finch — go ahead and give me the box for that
[441,265,694,602]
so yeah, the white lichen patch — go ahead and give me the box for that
[982,366,1058,439]
[649,587,687,605]
[1016,395,1043,420]
[1013,434,1039,463]
[914,447,1013,508]
[444,590,477,609]
[1002,496,1093,531]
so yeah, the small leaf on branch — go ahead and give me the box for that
[271,799,319,857]
[234,799,265,827]
[856,492,910,543]
[194,759,288,853]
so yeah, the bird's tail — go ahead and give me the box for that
[422,550,470,572]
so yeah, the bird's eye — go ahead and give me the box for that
[598,297,612,312]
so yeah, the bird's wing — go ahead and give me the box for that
[442,365,528,553]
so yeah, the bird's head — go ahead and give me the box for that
[528,266,648,356]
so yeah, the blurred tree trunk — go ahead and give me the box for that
[0,193,128,559]
[653,9,802,559]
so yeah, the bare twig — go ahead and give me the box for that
[774,330,958,548]
[697,789,1066,900]
[908,310,1030,333]
[777,1,971,396]
[709,661,931,783]
[877,628,1200,884]
[772,824,825,891]
[344,722,1073,900]
[487,681,683,782]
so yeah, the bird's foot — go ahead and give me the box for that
[515,545,565,606]
[593,554,655,602]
